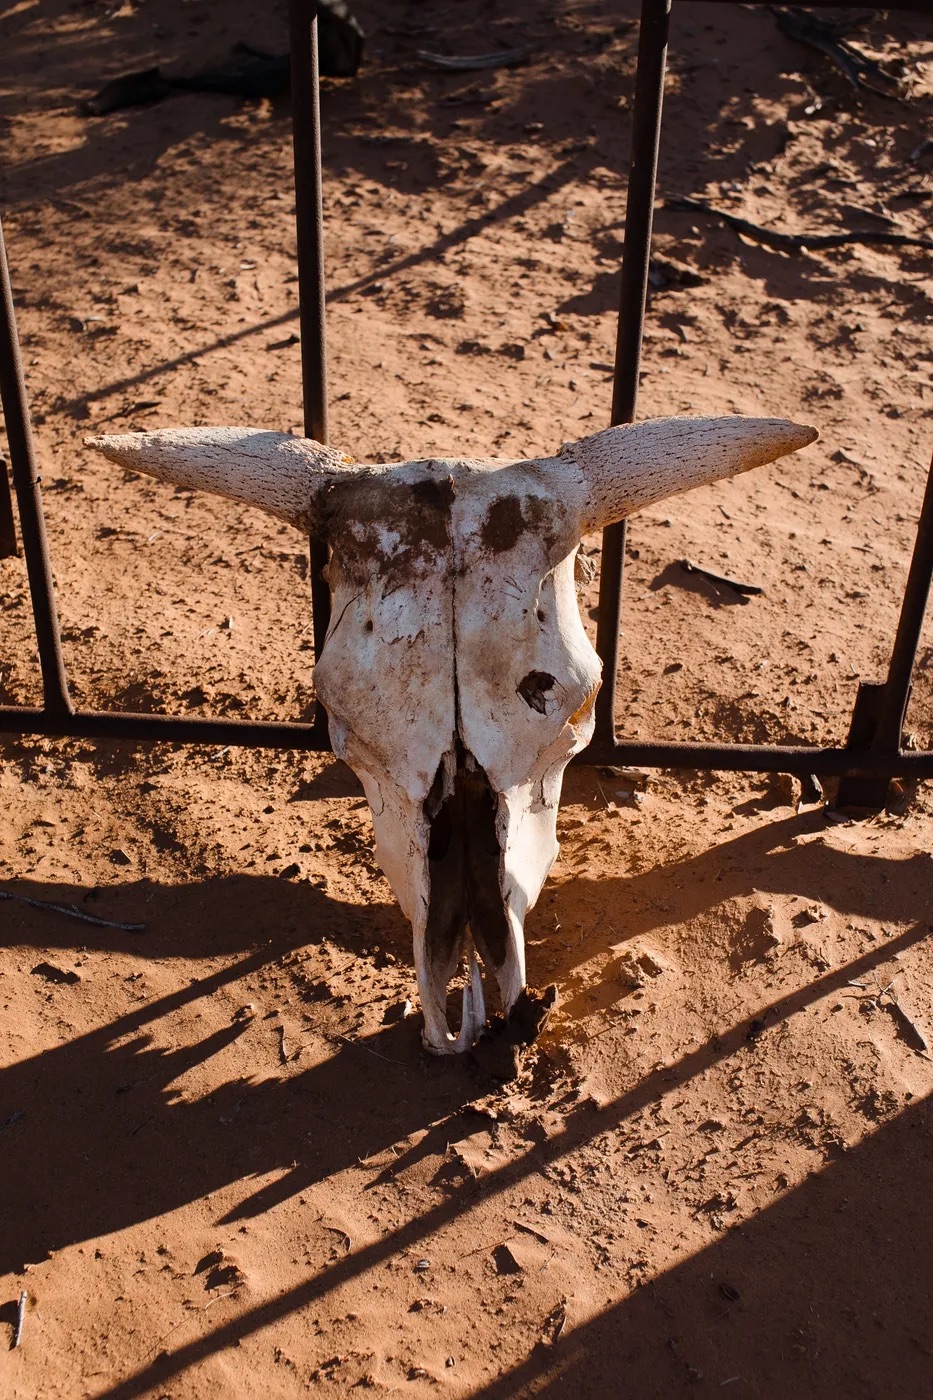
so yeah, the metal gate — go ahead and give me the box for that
[1,0,931,808]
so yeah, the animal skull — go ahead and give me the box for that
[88,415,817,1053]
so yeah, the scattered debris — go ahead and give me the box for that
[83,5,364,115]
[600,765,649,791]
[771,7,904,98]
[648,256,707,290]
[540,1299,568,1346]
[885,1001,928,1054]
[616,945,669,990]
[668,196,933,252]
[679,558,764,598]
[801,773,824,805]
[30,961,80,985]
[417,46,531,72]
[382,998,414,1024]
[195,1251,244,1290]
[471,985,558,1081]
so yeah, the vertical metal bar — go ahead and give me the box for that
[289,0,331,743]
[871,452,933,751]
[593,0,671,747]
[0,446,16,557]
[836,451,933,808]
[0,215,72,716]
[289,0,330,447]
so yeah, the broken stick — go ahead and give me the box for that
[417,47,531,72]
[0,888,146,932]
[771,7,903,98]
[668,196,933,253]
[679,558,764,597]
[12,1290,27,1348]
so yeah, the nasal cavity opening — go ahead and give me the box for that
[423,746,511,978]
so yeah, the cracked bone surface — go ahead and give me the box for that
[88,416,818,1053]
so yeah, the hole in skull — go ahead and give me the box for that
[364,619,374,632]
[517,670,556,714]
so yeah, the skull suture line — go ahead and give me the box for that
[89,416,817,1054]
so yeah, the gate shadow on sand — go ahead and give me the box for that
[69,908,933,1400]
[3,808,931,1281]
[474,1090,933,1399]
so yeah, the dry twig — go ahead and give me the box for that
[0,888,146,932]
[12,1291,27,1349]
[417,47,531,72]
[668,196,933,253]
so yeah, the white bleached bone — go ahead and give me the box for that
[88,415,817,1054]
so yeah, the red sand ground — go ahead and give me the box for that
[1,2,932,1396]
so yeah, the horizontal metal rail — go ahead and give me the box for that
[579,740,933,779]
[0,707,327,750]
[1,703,932,780]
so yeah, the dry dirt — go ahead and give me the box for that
[2,1,933,1396]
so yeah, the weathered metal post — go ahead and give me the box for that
[593,0,672,749]
[0,215,72,716]
[289,0,332,745]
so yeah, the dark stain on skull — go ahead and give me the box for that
[324,471,454,590]
[481,495,525,554]
[517,671,557,714]
[481,492,561,559]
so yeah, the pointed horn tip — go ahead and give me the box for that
[84,433,135,457]
[786,421,819,450]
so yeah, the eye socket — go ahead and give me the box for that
[518,671,556,714]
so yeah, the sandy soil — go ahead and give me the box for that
[2,1,932,1396]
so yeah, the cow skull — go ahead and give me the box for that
[88,416,817,1053]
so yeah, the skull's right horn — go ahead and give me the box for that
[563,416,819,534]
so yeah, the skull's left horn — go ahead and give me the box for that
[86,427,356,530]
[565,416,818,533]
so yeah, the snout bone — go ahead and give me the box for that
[88,416,817,1053]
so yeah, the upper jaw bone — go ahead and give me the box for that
[420,944,485,1055]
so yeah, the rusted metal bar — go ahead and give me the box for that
[0,706,327,749]
[837,452,933,806]
[289,0,329,448]
[0,215,72,716]
[0,703,930,777]
[576,739,933,780]
[0,446,16,557]
[594,0,671,750]
[289,0,332,750]
[870,454,933,750]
